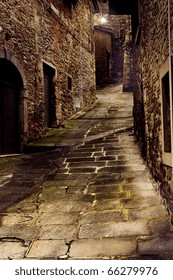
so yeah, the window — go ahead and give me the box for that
[68,76,72,91]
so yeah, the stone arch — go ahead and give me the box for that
[0,48,27,154]
[0,46,26,87]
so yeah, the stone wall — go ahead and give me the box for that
[94,28,113,85]
[133,0,173,217]
[110,15,132,86]
[0,0,96,144]
[94,11,132,86]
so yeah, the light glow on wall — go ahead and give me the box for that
[100,16,107,24]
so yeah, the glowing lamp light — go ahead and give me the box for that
[100,16,107,24]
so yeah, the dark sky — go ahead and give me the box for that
[109,0,138,15]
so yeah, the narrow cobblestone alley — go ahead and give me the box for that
[0,84,173,260]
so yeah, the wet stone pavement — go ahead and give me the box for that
[0,84,173,259]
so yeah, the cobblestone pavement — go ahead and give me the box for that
[0,84,173,259]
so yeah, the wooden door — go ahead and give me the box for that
[0,82,19,154]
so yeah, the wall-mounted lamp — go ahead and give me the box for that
[0,26,3,33]
[100,16,107,24]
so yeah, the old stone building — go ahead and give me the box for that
[0,0,98,154]
[133,0,173,218]
[94,0,173,219]
[94,0,133,89]
[1,0,173,221]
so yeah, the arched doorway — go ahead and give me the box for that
[0,59,23,154]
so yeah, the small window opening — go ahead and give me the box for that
[43,63,56,128]
[68,76,72,91]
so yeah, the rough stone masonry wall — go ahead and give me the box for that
[109,15,132,86]
[133,0,173,216]
[0,0,96,142]
[94,13,131,86]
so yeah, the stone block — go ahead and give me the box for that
[98,167,129,173]
[79,210,125,224]
[42,180,79,188]
[87,184,121,193]
[0,241,28,259]
[0,225,40,240]
[66,152,93,158]
[39,225,79,240]
[123,182,154,191]
[149,220,172,235]
[69,238,137,258]
[27,240,68,259]
[68,174,92,181]
[79,221,150,239]
[66,186,86,194]
[129,190,157,198]
[39,201,92,213]
[121,197,160,209]
[68,167,96,173]
[89,174,123,185]
[0,213,38,226]
[128,206,167,221]
[96,156,117,161]
[138,236,173,255]
[65,158,94,162]
[107,160,143,167]
[37,212,79,225]
[91,200,121,211]
[69,161,105,167]
[95,192,127,200]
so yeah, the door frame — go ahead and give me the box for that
[0,55,26,154]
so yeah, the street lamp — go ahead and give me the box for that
[100,16,107,24]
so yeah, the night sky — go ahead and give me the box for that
[109,0,138,15]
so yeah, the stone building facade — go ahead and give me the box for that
[94,0,133,88]
[0,0,97,154]
[133,0,173,218]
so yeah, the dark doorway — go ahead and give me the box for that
[43,63,56,128]
[0,59,23,154]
